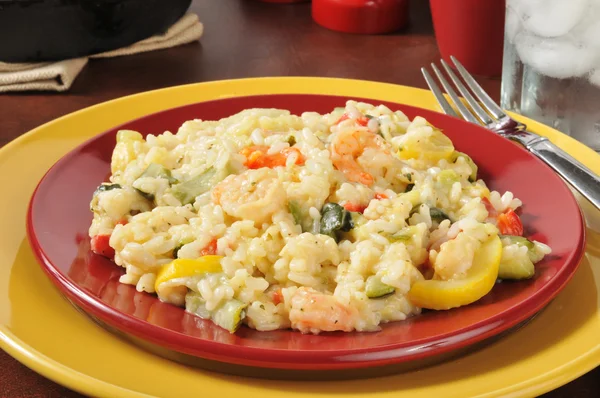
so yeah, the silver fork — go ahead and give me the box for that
[422,56,600,211]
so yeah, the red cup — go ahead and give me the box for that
[312,0,409,35]
[430,0,506,77]
[254,0,310,3]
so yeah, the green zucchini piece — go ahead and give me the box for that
[213,299,247,333]
[91,183,123,212]
[94,183,121,195]
[437,169,460,185]
[498,256,535,280]
[409,204,422,217]
[288,200,303,226]
[452,151,478,182]
[173,243,184,259]
[139,163,178,184]
[500,235,535,250]
[171,167,218,205]
[501,234,546,270]
[366,275,395,298]
[135,189,154,201]
[430,207,452,223]
[185,292,211,319]
[173,238,195,259]
[498,235,536,279]
[399,189,421,206]
[288,200,315,232]
[389,226,418,242]
[389,233,411,242]
[134,163,178,200]
[409,205,451,224]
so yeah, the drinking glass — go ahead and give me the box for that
[500,0,600,151]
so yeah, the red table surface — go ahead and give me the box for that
[0,0,597,397]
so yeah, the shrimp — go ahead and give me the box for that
[330,130,390,186]
[212,168,285,225]
[289,287,360,334]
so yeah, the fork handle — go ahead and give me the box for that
[527,139,600,211]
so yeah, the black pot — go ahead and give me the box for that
[0,0,193,63]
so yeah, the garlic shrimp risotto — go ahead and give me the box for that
[89,101,551,334]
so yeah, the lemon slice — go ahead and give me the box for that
[408,235,502,310]
[154,256,223,292]
[398,128,455,163]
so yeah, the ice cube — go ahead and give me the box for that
[589,69,600,87]
[519,0,588,38]
[515,32,596,78]
[505,5,522,43]
[570,4,600,51]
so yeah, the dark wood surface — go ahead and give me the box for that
[0,0,597,397]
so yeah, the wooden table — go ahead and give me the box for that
[0,0,597,396]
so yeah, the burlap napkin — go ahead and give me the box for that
[0,13,203,93]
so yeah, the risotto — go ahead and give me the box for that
[89,101,551,334]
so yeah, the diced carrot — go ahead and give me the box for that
[116,218,128,226]
[272,289,283,305]
[240,145,269,169]
[374,192,388,200]
[241,145,304,169]
[497,208,524,236]
[91,234,115,259]
[343,202,367,213]
[200,238,218,256]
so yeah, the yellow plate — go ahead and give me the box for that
[1,77,600,398]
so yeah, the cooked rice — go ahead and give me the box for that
[88,101,551,334]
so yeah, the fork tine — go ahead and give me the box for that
[440,59,495,125]
[450,56,506,120]
[421,67,459,118]
[430,63,480,125]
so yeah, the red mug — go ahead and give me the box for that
[430,0,506,77]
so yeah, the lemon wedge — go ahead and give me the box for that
[154,256,223,293]
[408,235,502,310]
[398,128,455,163]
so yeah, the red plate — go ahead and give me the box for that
[26,94,585,373]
